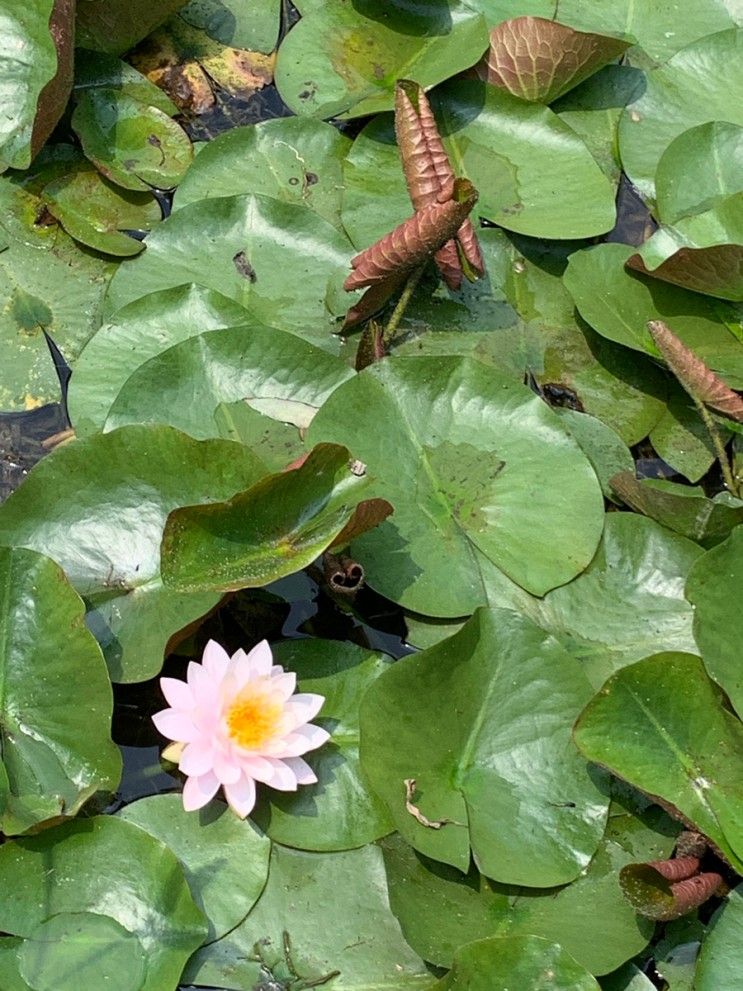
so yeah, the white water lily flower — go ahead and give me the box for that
[152,639,329,818]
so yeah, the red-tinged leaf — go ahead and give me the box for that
[647,320,743,423]
[628,244,743,302]
[395,80,484,290]
[329,497,394,550]
[620,861,723,920]
[477,17,632,104]
[342,272,407,332]
[647,857,700,882]
[344,179,478,291]
[31,0,75,159]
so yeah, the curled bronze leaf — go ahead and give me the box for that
[477,17,632,104]
[648,319,743,423]
[395,80,484,290]
[344,179,478,291]
[620,859,723,921]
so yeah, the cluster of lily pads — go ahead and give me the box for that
[1,1,743,989]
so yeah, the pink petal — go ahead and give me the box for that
[152,708,200,743]
[271,665,284,676]
[201,640,230,681]
[270,671,297,701]
[160,677,194,711]
[258,757,298,791]
[284,693,325,728]
[223,774,257,819]
[272,723,330,758]
[237,754,276,782]
[212,749,242,785]
[187,661,219,704]
[282,756,318,786]
[179,740,215,776]
[234,640,273,683]
[182,771,220,811]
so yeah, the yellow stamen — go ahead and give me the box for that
[226,687,282,750]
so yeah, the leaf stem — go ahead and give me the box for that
[694,397,739,496]
[381,264,426,348]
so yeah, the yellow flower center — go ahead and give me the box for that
[225,687,282,750]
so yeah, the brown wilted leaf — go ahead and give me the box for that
[647,320,743,422]
[354,319,387,370]
[477,17,632,104]
[342,271,408,333]
[345,179,478,291]
[395,80,484,290]
[329,497,393,550]
[31,0,75,160]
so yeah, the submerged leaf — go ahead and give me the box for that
[344,178,478,290]
[647,319,743,422]
[478,17,631,104]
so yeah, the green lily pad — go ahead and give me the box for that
[434,935,599,991]
[72,88,193,191]
[0,425,267,682]
[0,937,29,991]
[0,546,121,835]
[574,652,743,874]
[602,963,657,991]
[523,513,703,688]
[553,65,645,185]
[118,795,270,941]
[0,0,60,169]
[76,0,189,55]
[0,816,207,991]
[180,0,281,52]
[105,193,354,349]
[309,356,604,614]
[390,230,666,447]
[68,284,250,436]
[655,122,743,225]
[563,243,743,389]
[611,473,743,546]
[0,220,114,411]
[174,118,350,231]
[361,608,609,884]
[104,324,354,437]
[19,913,146,991]
[73,50,179,116]
[43,163,161,256]
[648,388,725,484]
[628,193,743,301]
[252,640,394,851]
[213,401,305,473]
[618,28,743,201]
[382,802,676,974]
[686,526,743,719]
[553,409,634,503]
[161,443,378,593]
[275,0,488,119]
[694,885,743,991]
[342,80,615,244]
[185,843,433,990]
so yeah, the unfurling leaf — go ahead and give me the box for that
[344,179,478,291]
[395,80,484,290]
[619,859,723,920]
[647,320,743,422]
[477,17,632,104]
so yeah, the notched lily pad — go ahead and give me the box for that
[43,162,161,256]
[574,652,743,874]
[360,608,609,885]
[478,17,632,104]
[72,88,193,191]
